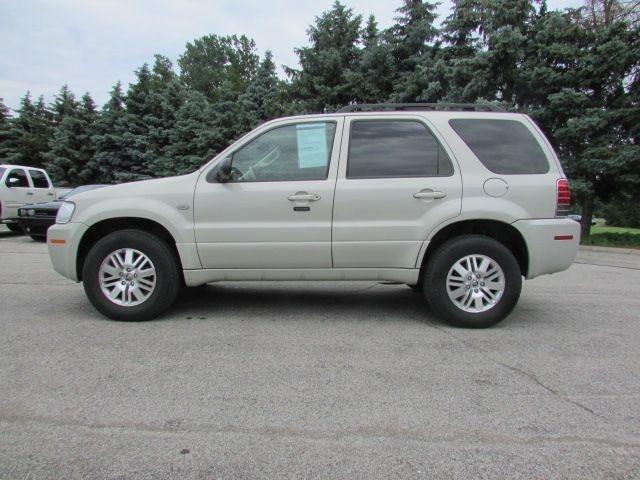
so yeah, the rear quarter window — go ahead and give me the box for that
[449,119,550,174]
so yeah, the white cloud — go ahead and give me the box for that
[0,0,584,112]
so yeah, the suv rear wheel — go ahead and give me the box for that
[423,235,522,328]
[82,229,180,321]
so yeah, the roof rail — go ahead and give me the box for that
[336,103,506,113]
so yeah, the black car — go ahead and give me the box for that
[18,185,108,240]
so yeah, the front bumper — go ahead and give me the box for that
[18,217,55,235]
[512,218,580,279]
[47,222,88,282]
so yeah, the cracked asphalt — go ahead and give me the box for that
[1,225,639,479]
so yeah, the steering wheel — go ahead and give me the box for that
[238,166,256,182]
[254,146,280,169]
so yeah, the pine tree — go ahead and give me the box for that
[0,98,21,162]
[355,15,396,102]
[51,84,78,124]
[162,88,222,175]
[178,34,259,100]
[286,1,363,112]
[91,81,127,183]
[45,92,99,185]
[6,92,54,168]
[109,64,155,181]
[518,5,640,236]
[386,1,443,102]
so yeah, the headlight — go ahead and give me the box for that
[28,209,35,216]
[18,209,25,216]
[56,202,76,224]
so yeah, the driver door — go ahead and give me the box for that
[194,117,343,269]
[3,168,33,218]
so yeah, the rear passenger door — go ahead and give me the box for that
[28,169,55,204]
[332,116,462,269]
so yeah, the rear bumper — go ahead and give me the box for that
[47,222,88,282]
[513,219,580,279]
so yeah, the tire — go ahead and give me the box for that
[82,229,181,321]
[423,235,522,328]
[30,235,46,242]
[6,223,23,233]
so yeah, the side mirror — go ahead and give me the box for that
[216,156,233,183]
[6,177,19,188]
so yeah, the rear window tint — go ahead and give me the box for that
[449,119,549,174]
[347,120,454,179]
[29,170,49,188]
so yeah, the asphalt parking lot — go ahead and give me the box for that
[1,225,639,479]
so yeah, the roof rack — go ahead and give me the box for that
[336,103,506,113]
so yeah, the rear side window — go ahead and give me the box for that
[449,119,549,174]
[29,170,49,188]
[5,168,29,187]
[347,120,453,179]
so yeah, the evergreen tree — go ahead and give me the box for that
[6,92,54,168]
[162,88,220,175]
[387,1,444,102]
[51,84,78,124]
[91,81,127,183]
[0,98,21,162]
[355,15,396,102]
[519,6,640,236]
[178,34,259,100]
[286,1,362,112]
[390,0,440,73]
[110,64,155,181]
[45,92,99,185]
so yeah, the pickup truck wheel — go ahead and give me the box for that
[423,235,522,328]
[82,229,180,321]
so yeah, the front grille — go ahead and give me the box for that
[35,210,57,217]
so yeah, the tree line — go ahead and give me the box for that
[0,0,638,236]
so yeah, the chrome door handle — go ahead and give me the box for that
[26,192,34,196]
[414,191,446,200]
[288,193,321,202]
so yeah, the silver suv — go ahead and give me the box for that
[47,104,579,328]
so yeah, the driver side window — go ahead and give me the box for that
[231,122,336,182]
[6,169,29,188]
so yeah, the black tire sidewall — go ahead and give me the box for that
[82,229,180,321]
[424,235,522,328]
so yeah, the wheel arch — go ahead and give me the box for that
[76,217,184,283]
[418,219,529,278]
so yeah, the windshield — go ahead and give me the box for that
[61,185,108,199]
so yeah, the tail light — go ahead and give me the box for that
[556,179,571,217]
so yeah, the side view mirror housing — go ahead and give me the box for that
[216,156,233,183]
[6,177,19,188]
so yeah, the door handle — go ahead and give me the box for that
[26,192,34,196]
[47,192,54,196]
[414,190,446,200]
[288,193,321,202]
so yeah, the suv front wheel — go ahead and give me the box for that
[423,235,522,328]
[82,229,181,321]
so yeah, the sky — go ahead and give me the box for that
[0,0,583,112]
